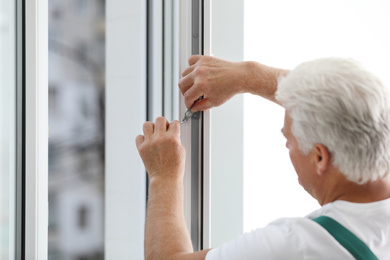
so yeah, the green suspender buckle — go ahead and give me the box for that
[312,216,378,260]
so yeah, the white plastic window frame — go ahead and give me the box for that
[25,0,49,259]
[105,1,211,258]
[105,1,147,259]
[181,0,245,249]
[1,0,17,258]
[105,0,180,258]
[105,1,178,259]
[147,0,179,122]
[147,0,212,251]
[179,0,212,251]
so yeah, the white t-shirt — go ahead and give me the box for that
[206,198,390,260]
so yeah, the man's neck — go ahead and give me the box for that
[318,176,390,206]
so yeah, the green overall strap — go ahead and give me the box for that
[312,216,378,260]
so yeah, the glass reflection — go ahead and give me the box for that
[48,0,105,259]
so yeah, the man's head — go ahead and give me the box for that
[276,58,390,185]
[281,111,332,199]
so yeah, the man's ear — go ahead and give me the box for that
[313,144,330,176]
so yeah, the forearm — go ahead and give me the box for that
[240,61,290,105]
[145,177,193,260]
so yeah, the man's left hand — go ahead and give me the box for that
[136,117,186,181]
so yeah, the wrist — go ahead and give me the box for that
[239,61,262,94]
[149,173,184,187]
[148,174,184,208]
[235,61,253,94]
[242,61,290,100]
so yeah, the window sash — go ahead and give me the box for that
[25,0,49,259]
[105,0,147,259]
[179,0,212,251]
[104,1,211,257]
[0,0,17,258]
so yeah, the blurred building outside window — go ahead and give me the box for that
[48,0,105,259]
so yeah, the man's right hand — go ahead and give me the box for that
[178,55,248,112]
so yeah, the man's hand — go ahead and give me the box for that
[179,55,290,109]
[136,117,211,260]
[136,117,185,181]
[179,55,248,111]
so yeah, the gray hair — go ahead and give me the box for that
[275,58,390,184]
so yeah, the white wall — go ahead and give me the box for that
[243,0,390,232]
[210,0,244,248]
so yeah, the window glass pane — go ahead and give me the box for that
[0,0,16,258]
[243,0,390,231]
[48,0,105,259]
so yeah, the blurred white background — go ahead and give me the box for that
[243,0,390,232]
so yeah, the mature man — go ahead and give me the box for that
[136,55,390,259]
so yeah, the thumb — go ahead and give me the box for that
[135,135,145,150]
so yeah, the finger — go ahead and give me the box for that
[168,120,181,136]
[155,117,169,134]
[181,64,196,77]
[178,74,194,95]
[135,134,145,149]
[143,121,154,138]
[191,98,213,112]
[184,82,204,108]
[188,55,203,66]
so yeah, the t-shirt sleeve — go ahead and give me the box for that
[205,219,304,260]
